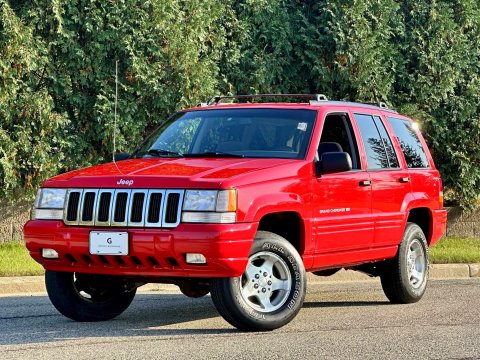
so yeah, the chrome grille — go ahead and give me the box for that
[63,189,184,228]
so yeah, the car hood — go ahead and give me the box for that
[43,157,299,189]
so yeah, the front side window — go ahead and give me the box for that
[133,109,317,159]
[319,113,360,169]
[387,117,429,168]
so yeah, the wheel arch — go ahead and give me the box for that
[406,207,433,245]
[257,211,306,255]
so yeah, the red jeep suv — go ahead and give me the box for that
[24,94,447,331]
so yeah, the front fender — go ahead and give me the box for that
[244,192,307,223]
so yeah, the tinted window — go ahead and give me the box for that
[373,116,399,168]
[387,117,429,168]
[355,114,390,169]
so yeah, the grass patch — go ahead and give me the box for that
[0,242,44,277]
[430,236,480,264]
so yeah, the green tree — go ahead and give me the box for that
[324,0,403,101]
[0,1,68,202]
[1,0,480,208]
[18,0,228,167]
[395,0,480,208]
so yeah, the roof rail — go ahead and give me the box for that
[363,101,389,109]
[378,101,389,109]
[206,94,328,106]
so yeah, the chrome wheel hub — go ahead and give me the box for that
[240,251,292,313]
[406,239,426,289]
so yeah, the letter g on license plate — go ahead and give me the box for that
[89,231,129,255]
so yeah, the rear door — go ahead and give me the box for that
[353,113,412,246]
[386,116,440,212]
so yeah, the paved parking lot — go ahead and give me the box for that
[1,279,479,360]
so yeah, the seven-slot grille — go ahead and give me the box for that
[63,189,184,228]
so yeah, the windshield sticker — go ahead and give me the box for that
[297,122,308,131]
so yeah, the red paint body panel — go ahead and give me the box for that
[313,171,374,252]
[431,209,448,246]
[25,102,447,280]
[369,169,411,246]
[45,158,299,193]
[311,246,398,270]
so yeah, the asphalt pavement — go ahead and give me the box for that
[1,279,479,360]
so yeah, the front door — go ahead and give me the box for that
[313,112,374,255]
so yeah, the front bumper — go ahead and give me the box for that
[24,220,258,278]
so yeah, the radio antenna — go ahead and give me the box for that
[112,60,123,174]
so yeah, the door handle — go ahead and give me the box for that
[359,180,371,186]
[399,177,410,183]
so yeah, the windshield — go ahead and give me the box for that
[132,108,317,159]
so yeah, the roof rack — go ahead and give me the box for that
[206,94,328,106]
[363,101,389,109]
[199,95,394,112]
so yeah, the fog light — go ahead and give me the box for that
[42,248,59,259]
[185,253,206,264]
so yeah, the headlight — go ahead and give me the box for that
[183,190,217,211]
[182,189,237,223]
[31,188,66,220]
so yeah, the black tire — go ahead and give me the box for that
[380,223,429,304]
[210,231,306,331]
[45,271,136,321]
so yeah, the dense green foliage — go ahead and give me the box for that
[1,0,479,207]
[0,1,68,200]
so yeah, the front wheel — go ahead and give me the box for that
[380,223,429,304]
[210,231,306,331]
[45,271,136,321]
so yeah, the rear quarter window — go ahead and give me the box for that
[387,117,429,168]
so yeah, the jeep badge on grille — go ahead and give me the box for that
[117,179,134,186]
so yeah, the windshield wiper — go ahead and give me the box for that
[145,149,183,157]
[184,151,245,158]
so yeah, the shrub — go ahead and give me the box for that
[1,0,479,208]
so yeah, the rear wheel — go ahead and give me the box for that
[45,271,136,321]
[380,223,429,303]
[210,231,306,331]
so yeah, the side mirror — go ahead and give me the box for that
[114,152,130,161]
[316,152,352,175]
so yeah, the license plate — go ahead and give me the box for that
[89,231,129,255]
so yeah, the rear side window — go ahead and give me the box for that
[387,117,429,168]
[354,114,399,170]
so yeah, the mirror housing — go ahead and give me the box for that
[316,152,352,175]
[114,152,130,161]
